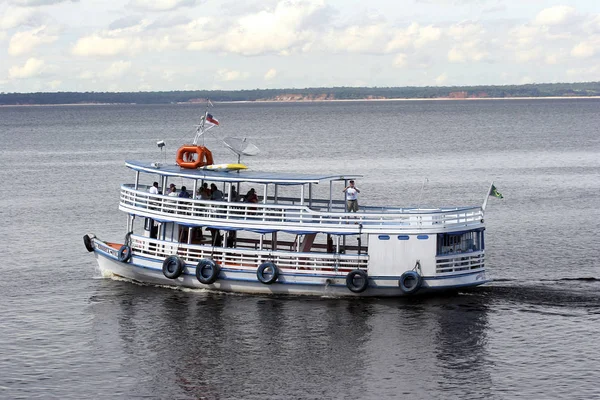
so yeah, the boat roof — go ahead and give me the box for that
[125,160,362,185]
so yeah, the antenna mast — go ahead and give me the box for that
[192,99,213,146]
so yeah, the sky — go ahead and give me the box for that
[0,0,599,93]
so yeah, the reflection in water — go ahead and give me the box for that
[90,285,379,399]
[88,281,600,399]
[432,293,492,398]
[353,293,492,399]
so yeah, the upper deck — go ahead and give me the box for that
[119,184,484,235]
[122,160,485,234]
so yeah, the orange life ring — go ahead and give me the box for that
[176,145,214,169]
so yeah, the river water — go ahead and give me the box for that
[1,99,599,399]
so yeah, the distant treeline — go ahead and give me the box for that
[2,82,600,105]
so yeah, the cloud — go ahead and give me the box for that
[127,0,200,12]
[483,4,507,14]
[78,70,94,80]
[519,76,534,84]
[386,30,411,52]
[215,69,248,81]
[47,79,61,89]
[586,15,600,34]
[515,48,542,63]
[545,54,560,64]
[0,6,39,29]
[264,68,277,80]
[326,24,388,53]
[392,53,407,67]
[323,21,441,56]
[103,61,132,78]
[108,15,145,30]
[8,57,46,79]
[534,5,576,26]
[435,73,447,84]
[72,35,142,56]
[8,25,58,56]
[148,14,191,29]
[10,0,78,5]
[448,47,465,63]
[566,65,600,81]
[448,22,484,39]
[410,23,441,48]
[507,25,542,49]
[571,41,597,58]
[187,1,325,56]
[447,23,489,63]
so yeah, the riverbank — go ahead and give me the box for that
[2,95,600,107]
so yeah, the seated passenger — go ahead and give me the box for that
[211,183,224,201]
[178,185,190,198]
[196,183,210,200]
[245,188,258,203]
[229,186,238,202]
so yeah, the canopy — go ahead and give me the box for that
[126,160,361,186]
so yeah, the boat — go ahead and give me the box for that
[84,111,492,296]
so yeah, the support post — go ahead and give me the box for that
[134,171,140,190]
[329,180,333,212]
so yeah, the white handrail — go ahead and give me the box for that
[120,185,484,233]
[130,235,368,273]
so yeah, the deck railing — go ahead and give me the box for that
[435,251,485,274]
[120,184,484,233]
[130,235,368,274]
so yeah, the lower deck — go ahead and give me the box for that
[128,215,486,277]
[93,240,488,297]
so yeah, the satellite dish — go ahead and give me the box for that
[223,137,259,163]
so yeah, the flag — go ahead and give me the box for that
[206,113,219,126]
[489,184,503,199]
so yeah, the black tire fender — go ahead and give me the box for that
[83,235,94,252]
[162,255,185,279]
[196,259,221,285]
[118,245,132,263]
[398,271,422,294]
[257,261,279,284]
[346,269,369,293]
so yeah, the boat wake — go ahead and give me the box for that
[492,277,599,283]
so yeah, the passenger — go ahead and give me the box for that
[178,185,190,198]
[229,186,238,202]
[244,188,259,215]
[342,180,360,212]
[245,188,258,203]
[149,181,159,195]
[210,183,224,201]
[197,183,211,200]
[148,181,161,209]
[207,227,223,246]
[168,185,178,197]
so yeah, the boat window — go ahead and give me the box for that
[417,235,429,240]
[378,235,390,240]
[437,230,484,255]
[397,235,410,240]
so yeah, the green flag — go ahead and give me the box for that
[490,184,503,199]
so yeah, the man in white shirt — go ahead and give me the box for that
[149,181,159,195]
[343,180,360,212]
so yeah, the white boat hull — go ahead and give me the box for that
[94,246,488,297]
